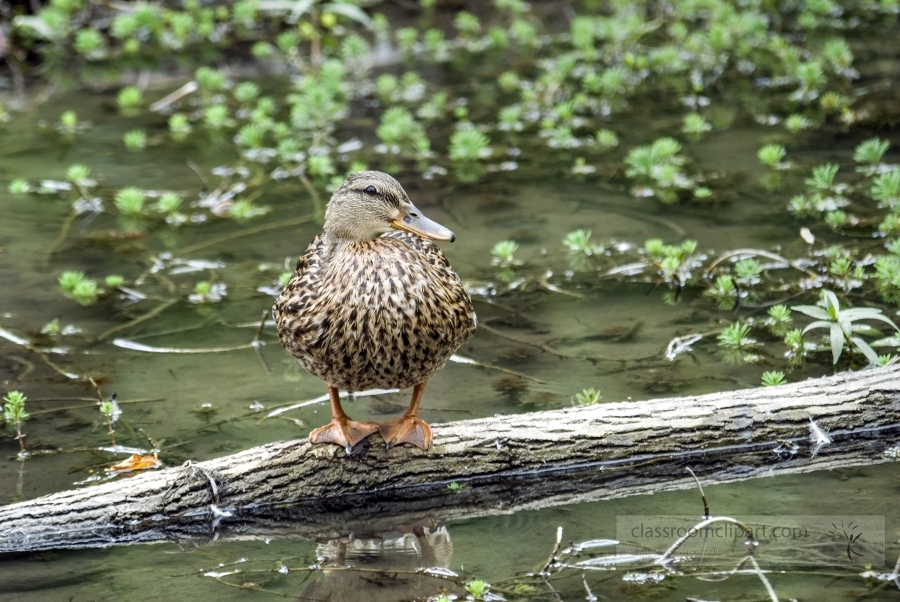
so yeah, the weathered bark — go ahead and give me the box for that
[2,365,900,554]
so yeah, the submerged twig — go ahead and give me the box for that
[45,209,79,262]
[478,323,585,359]
[0,326,80,379]
[449,354,545,383]
[174,215,313,257]
[96,299,179,341]
[29,398,165,416]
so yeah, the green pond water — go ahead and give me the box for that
[1,65,899,602]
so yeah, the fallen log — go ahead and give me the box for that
[2,365,900,554]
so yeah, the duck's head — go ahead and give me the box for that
[323,171,456,243]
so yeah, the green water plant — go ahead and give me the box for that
[871,171,900,209]
[168,114,192,141]
[464,580,491,600]
[9,179,31,194]
[376,107,430,158]
[758,144,786,169]
[572,388,602,406]
[59,271,99,306]
[761,371,786,386]
[767,304,793,335]
[854,138,889,175]
[491,240,520,266]
[66,164,91,184]
[785,114,812,133]
[595,129,619,150]
[449,128,491,162]
[682,113,711,140]
[705,274,739,310]
[644,239,700,302]
[57,110,80,136]
[784,328,808,367]
[3,391,29,454]
[793,290,900,365]
[114,187,145,215]
[123,129,147,150]
[717,322,754,351]
[117,86,143,114]
[105,275,124,288]
[624,137,695,203]
[563,228,597,255]
[98,393,121,447]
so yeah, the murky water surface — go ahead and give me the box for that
[1,62,898,600]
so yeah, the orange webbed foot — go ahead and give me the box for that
[310,419,378,454]
[377,417,433,450]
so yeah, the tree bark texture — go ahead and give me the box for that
[2,365,900,554]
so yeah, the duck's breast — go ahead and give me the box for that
[274,233,476,391]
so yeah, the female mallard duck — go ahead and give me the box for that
[273,171,476,453]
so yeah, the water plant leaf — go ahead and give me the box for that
[13,16,56,40]
[840,308,900,332]
[792,305,831,321]
[289,0,316,21]
[830,322,844,365]
[850,337,880,365]
[322,3,373,28]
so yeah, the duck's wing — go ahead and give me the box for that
[273,234,326,323]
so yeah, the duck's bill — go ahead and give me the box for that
[391,206,456,242]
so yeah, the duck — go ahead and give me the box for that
[273,171,476,453]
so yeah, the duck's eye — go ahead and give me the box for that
[364,186,377,195]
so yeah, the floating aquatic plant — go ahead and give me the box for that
[761,371,786,386]
[2,391,29,454]
[794,290,900,365]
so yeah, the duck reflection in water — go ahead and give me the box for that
[298,520,454,602]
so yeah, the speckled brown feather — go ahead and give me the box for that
[273,230,476,392]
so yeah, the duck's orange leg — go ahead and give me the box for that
[309,385,378,454]
[377,382,433,450]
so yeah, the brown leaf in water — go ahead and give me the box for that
[107,453,161,473]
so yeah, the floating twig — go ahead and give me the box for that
[536,526,564,576]
[113,339,258,354]
[704,248,817,279]
[746,555,780,602]
[148,81,199,112]
[253,310,271,374]
[686,467,710,519]
[656,517,754,566]
[262,388,400,421]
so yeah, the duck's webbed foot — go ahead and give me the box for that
[309,385,378,454]
[377,416,433,450]
[310,419,378,454]
[376,381,433,450]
